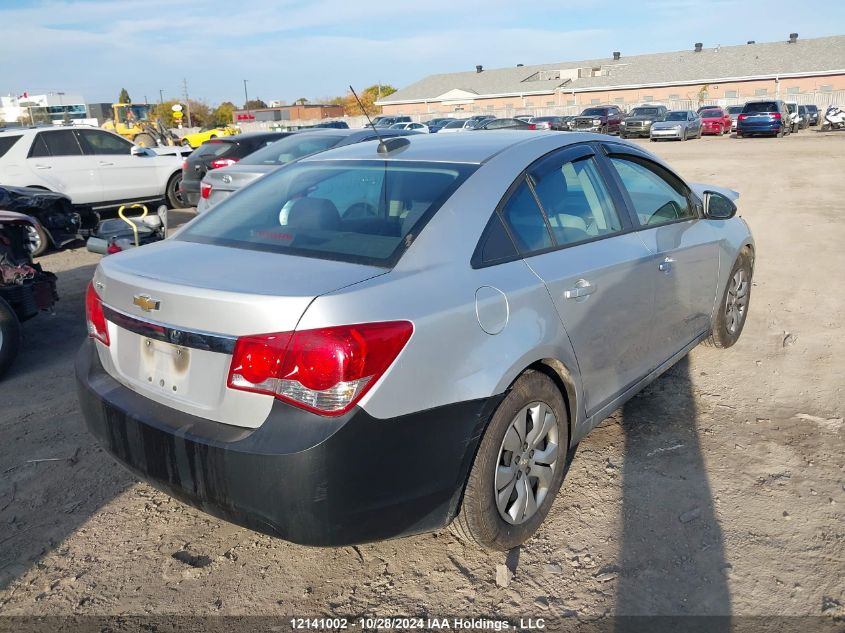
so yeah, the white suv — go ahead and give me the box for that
[0,126,187,211]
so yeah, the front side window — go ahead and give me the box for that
[499,181,553,254]
[530,156,622,246]
[609,157,695,227]
[179,160,476,267]
[77,130,132,155]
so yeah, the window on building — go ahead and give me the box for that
[787,86,800,95]
[590,98,600,105]
[820,85,833,93]
[724,90,738,99]
[546,101,555,106]
[614,97,625,104]
[668,94,680,100]
[754,88,768,96]
[642,95,654,102]
[525,101,534,107]
[566,99,576,106]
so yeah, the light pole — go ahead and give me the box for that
[159,89,164,105]
[243,79,250,120]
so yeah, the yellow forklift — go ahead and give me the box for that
[102,103,178,147]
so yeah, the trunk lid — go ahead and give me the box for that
[204,164,274,195]
[93,239,387,427]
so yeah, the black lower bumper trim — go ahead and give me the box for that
[75,340,501,546]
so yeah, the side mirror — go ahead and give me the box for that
[704,191,737,220]
[131,145,155,157]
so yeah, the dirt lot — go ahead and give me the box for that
[0,133,842,625]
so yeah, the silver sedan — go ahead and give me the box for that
[78,132,754,550]
[650,110,703,141]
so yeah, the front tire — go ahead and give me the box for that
[451,370,569,551]
[0,298,22,379]
[705,251,752,348]
[166,172,188,209]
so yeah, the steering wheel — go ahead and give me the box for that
[344,202,377,219]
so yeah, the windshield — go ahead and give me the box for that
[581,108,607,116]
[116,104,151,124]
[665,112,687,121]
[178,160,477,267]
[630,108,659,117]
[239,134,345,166]
[786,103,797,113]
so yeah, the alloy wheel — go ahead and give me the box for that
[725,268,749,334]
[495,402,560,525]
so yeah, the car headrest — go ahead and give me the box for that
[285,197,341,230]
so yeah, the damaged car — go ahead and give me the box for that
[0,210,58,377]
[0,186,98,256]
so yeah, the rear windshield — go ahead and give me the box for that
[192,140,235,158]
[665,112,687,121]
[0,135,21,158]
[806,105,818,112]
[699,109,722,116]
[727,106,743,114]
[444,120,466,128]
[240,134,345,166]
[178,160,477,267]
[743,102,778,113]
[630,108,660,116]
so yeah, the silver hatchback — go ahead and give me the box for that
[77,132,754,550]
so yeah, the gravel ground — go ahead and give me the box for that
[0,133,842,625]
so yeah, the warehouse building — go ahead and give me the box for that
[377,34,845,116]
[233,103,344,122]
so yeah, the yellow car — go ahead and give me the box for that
[180,127,239,148]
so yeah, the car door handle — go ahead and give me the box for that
[658,257,675,273]
[98,161,114,166]
[33,164,51,170]
[564,280,596,299]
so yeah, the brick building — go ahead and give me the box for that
[377,34,845,117]
[233,103,344,123]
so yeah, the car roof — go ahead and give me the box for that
[299,130,596,165]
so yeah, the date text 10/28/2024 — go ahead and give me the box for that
[290,617,547,630]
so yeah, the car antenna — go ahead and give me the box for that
[349,85,409,155]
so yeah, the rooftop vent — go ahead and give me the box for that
[476,65,483,73]
[747,40,756,44]
[694,42,703,52]
[613,51,621,60]
[788,33,798,43]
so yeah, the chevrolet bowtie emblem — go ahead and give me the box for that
[133,294,160,312]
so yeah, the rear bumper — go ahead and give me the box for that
[179,179,200,207]
[737,122,783,135]
[701,123,723,134]
[75,340,498,546]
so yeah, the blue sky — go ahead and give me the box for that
[1,0,843,106]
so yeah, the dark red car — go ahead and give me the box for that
[698,107,731,135]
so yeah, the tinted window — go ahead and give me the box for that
[609,157,695,227]
[630,108,660,117]
[581,108,608,116]
[531,156,622,246]
[31,131,82,157]
[77,129,131,155]
[240,134,344,166]
[192,140,234,158]
[499,181,553,254]
[665,112,688,121]
[179,160,476,266]
[0,135,21,158]
[743,102,778,114]
[476,213,518,265]
[444,121,466,129]
[699,109,722,117]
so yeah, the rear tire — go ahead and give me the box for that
[0,298,22,379]
[705,251,752,349]
[166,172,188,209]
[451,370,569,551]
[133,132,156,148]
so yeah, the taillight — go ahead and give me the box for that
[771,112,782,120]
[528,123,537,130]
[85,281,110,346]
[210,157,238,169]
[227,321,413,416]
[738,114,747,121]
[200,182,212,200]
[181,159,188,173]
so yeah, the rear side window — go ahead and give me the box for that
[609,157,695,227]
[499,181,553,253]
[475,214,518,265]
[531,156,622,246]
[178,160,476,267]
[28,131,82,157]
[0,135,21,158]
[240,134,344,166]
